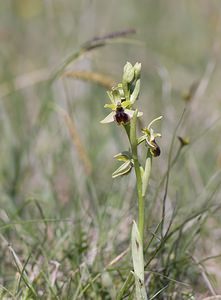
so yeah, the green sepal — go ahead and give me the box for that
[100,112,115,124]
[112,89,121,104]
[117,83,126,100]
[112,160,133,178]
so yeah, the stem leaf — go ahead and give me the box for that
[131,79,140,104]
[142,154,152,197]
[131,221,148,300]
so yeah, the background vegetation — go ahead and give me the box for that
[0,1,221,299]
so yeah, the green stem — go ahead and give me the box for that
[134,157,144,243]
[125,111,144,243]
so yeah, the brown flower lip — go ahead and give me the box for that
[114,107,130,125]
[149,140,161,157]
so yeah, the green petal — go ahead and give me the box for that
[147,115,163,129]
[104,103,116,110]
[121,100,131,108]
[100,112,115,124]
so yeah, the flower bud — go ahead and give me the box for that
[123,62,135,83]
[134,62,141,79]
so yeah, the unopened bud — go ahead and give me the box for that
[134,62,141,79]
[123,62,135,83]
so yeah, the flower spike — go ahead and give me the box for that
[101,62,143,125]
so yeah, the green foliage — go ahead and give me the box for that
[1,1,221,299]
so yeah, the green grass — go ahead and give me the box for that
[1,1,221,299]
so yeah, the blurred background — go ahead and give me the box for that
[1,0,221,298]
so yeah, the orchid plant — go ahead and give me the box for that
[101,62,162,299]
